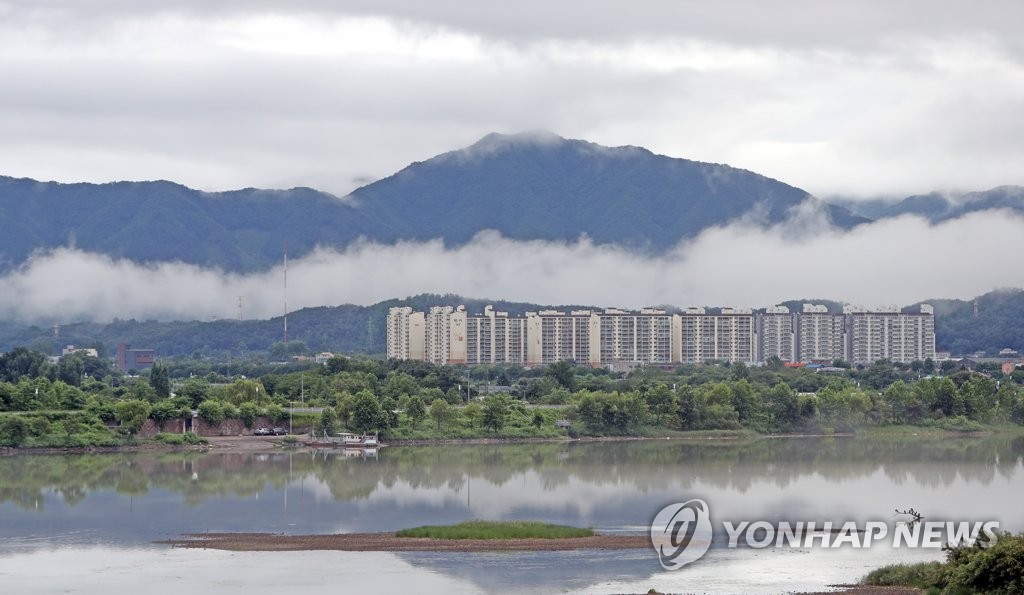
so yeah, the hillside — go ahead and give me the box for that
[835,186,1024,223]
[345,132,868,249]
[0,133,868,272]
[3,290,1022,359]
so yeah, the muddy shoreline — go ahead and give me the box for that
[160,531,651,552]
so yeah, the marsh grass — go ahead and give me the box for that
[395,520,594,540]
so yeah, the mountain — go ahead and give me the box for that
[0,177,369,272]
[834,186,1024,223]
[3,290,1021,359]
[344,131,868,249]
[911,288,1024,355]
[0,132,868,272]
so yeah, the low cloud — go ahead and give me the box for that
[1,210,1021,324]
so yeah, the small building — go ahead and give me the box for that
[314,352,335,364]
[116,343,155,372]
[62,345,99,358]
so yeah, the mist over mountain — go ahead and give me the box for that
[834,186,1024,223]
[0,132,867,272]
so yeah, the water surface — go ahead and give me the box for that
[1,435,1021,593]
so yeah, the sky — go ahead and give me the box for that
[2,0,1024,199]
[2,1,1024,322]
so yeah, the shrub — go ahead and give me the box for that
[197,400,225,424]
[238,402,259,428]
[0,415,29,447]
[862,562,940,588]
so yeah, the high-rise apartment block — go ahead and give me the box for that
[797,303,846,362]
[387,303,936,367]
[678,307,756,364]
[845,304,935,365]
[757,306,796,363]
[386,307,425,361]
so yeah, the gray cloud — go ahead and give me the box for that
[2,210,1021,323]
[1,2,1023,198]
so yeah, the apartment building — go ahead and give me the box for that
[756,306,796,362]
[845,304,936,365]
[425,306,456,365]
[678,307,755,364]
[597,308,676,365]
[387,302,935,367]
[797,304,846,362]
[525,310,598,366]
[386,307,425,360]
[452,305,529,365]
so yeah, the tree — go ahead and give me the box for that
[462,402,484,427]
[224,379,266,406]
[317,407,338,435]
[58,356,86,387]
[765,356,785,372]
[430,398,453,429]
[178,379,209,408]
[406,396,427,428]
[0,348,48,383]
[150,399,186,424]
[350,390,386,433]
[545,360,577,392]
[645,384,676,425]
[115,400,151,434]
[149,361,171,399]
[482,395,510,431]
[197,400,225,424]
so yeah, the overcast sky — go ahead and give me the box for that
[3,0,1024,199]
[2,2,1024,323]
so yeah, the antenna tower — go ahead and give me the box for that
[237,296,244,321]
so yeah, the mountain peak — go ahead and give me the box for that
[471,130,566,149]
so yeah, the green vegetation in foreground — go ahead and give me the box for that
[152,432,207,446]
[395,520,594,540]
[863,532,1024,593]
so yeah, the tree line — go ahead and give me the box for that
[2,346,1024,447]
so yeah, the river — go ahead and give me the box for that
[1,434,1021,593]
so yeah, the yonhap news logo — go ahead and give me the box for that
[650,499,713,570]
[650,500,999,571]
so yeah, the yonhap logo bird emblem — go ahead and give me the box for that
[650,499,713,570]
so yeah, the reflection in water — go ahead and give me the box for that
[0,434,1022,593]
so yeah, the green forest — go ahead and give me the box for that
[2,345,1024,449]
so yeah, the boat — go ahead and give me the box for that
[303,431,382,448]
[339,432,379,447]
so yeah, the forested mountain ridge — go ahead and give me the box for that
[2,290,1021,359]
[0,132,868,272]
[834,186,1024,223]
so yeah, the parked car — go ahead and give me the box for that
[271,427,287,436]
[253,427,271,436]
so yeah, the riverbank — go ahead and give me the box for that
[5,424,1021,455]
[160,531,651,552]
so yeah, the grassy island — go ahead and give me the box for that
[395,520,594,540]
